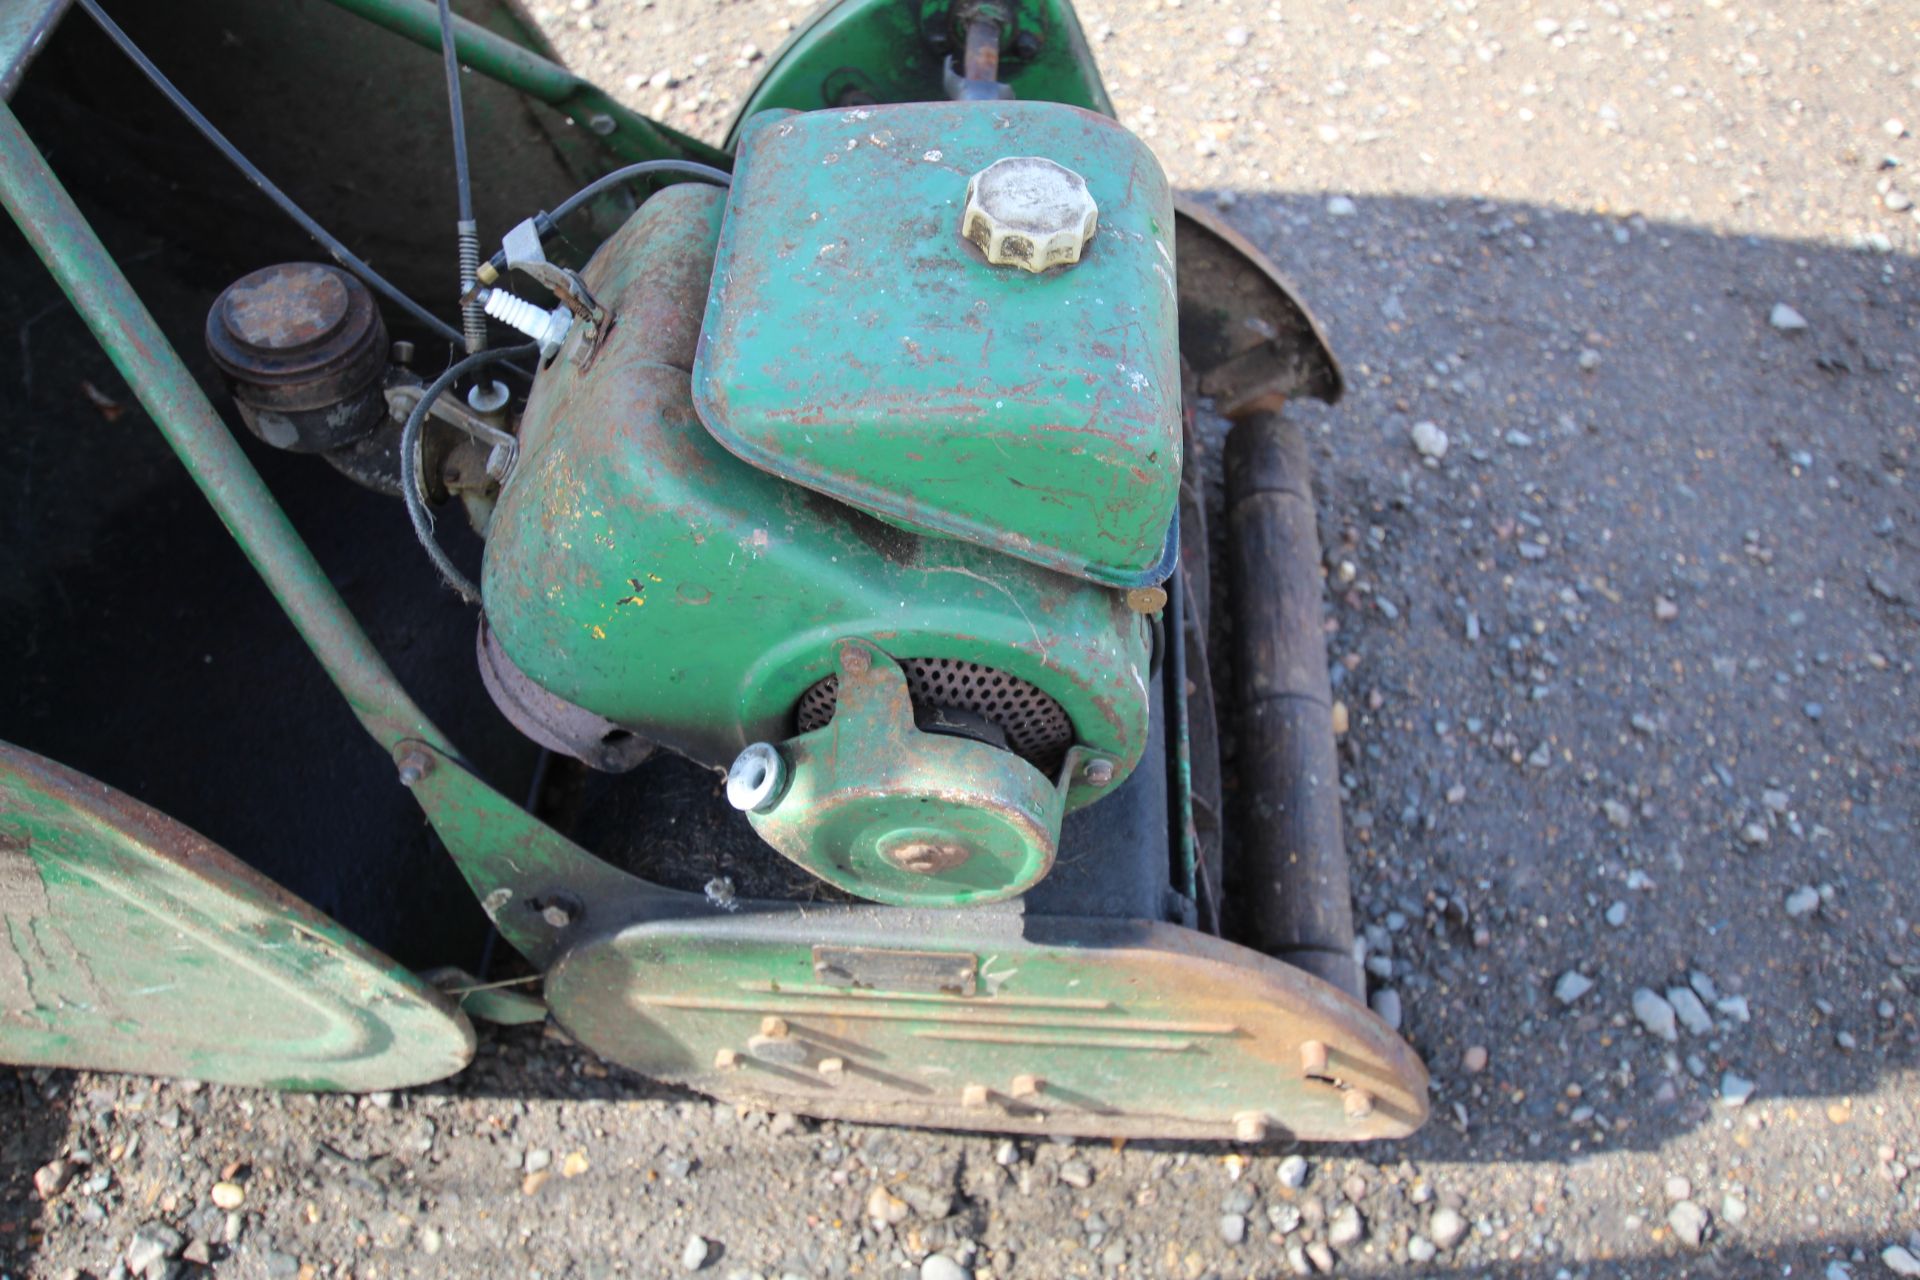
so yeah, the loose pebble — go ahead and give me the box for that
[1554,970,1595,1005]
[1277,1154,1310,1189]
[681,1235,710,1271]
[922,1255,971,1280]
[1411,420,1449,458]
[1785,885,1821,918]
[1633,988,1679,1041]
[1667,1200,1708,1247]
[1883,1245,1920,1277]
[1768,302,1808,331]
[1720,1072,1755,1106]
[1429,1207,1467,1249]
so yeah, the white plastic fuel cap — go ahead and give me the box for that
[960,156,1099,273]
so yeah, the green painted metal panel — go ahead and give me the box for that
[744,642,1073,906]
[693,100,1181,587]
[484,182,1153,801]
[725,0,1115,148]
[0,742,474,1091]
[546,907,1430,1141]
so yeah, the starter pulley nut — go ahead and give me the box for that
[726,742,788,813]
[961,156,1099,273]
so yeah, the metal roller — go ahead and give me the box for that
[1225,411,1364,1002]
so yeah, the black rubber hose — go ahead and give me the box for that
[483,158,730,277]
[76,0,467,351]
[400,343,539,604]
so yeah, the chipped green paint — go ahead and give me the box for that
[695,101,1182,587]
[0,740,474,1091]
[482,182,1154,800]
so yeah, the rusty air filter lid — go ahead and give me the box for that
[206,262,386,408]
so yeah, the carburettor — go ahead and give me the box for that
[479,100,1180,907]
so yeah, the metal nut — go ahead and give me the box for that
[395,747,434,787]
[725,743,787,813]
[961,156,1099,273]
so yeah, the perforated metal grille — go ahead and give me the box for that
[796,658,1073,774]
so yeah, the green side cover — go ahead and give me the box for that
[692,100,1181,587]
[0,742,474,1091]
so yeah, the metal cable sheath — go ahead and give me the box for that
[74,0,469,351]
[399,344,540,605]
[435,0,488,353]
[482,159,729,277]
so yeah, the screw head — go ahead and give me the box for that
[1344,1088,1375,1120]
[1233,1111,1269,1143]
[961,156,1099,273]
[879,834,973,875]
[839,643,872,676]
[1083,758,1116,786]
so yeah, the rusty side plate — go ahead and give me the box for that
[547,907,1428,1142]
[0,741,474,1090]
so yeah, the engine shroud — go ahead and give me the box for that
[481,184,1154,863]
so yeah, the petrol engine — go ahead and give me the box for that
[475,101,1178,908]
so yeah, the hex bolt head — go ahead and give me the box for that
[839,643,872,676]
[961,1083,991,1109]
[1010,1074,1043,1100]
[961,156,1099,273]
[818,1056,846,1077]
[1344,1088,1375,1120]
[1083,758,1116,786]
[395,747,434,787]
[714,1048,741,1071]
[1233,1111,1269,1143]
[1300,1039,1330,1077]
[760,1016,790,1039]
[540,902,573,929]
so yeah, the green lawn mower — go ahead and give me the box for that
[0,0,1427,1142]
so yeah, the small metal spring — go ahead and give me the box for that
[457,218,486,354]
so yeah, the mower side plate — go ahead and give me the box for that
[548,908,1428,1142]
[0,741,474,1091]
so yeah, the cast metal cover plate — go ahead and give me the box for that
[547,910,1428,1141]
[0,741,474,1090]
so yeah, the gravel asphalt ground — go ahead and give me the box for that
[5,1,1918,1278]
